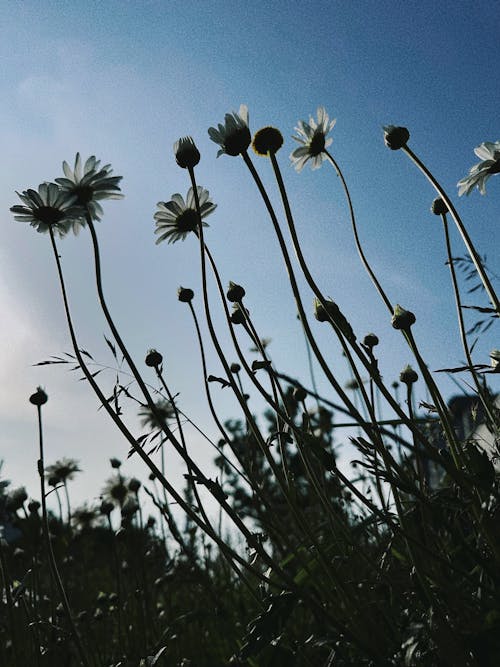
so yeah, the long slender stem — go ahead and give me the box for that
[402,145,500,314]
[34,387,90,667]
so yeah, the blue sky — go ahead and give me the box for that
[1,1,499,513]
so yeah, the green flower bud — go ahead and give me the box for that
[314,298,355,341]
[383,125,410,150]
[145,349,163,367]
[391,304,416,330]
[293,385,308,402]
[399,364,418,385]
[226,281,245,302]
[230,303,248,325]
[363,333,379,349]
[431,198,448,216]
[178,286,194,303]
[174,136,201,169]
[29,387,48,406]
[230,363,241,373]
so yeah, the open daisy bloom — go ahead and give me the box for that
[55,153,123,226]
[154,186,216,244]
[10,182,83,236]
[208,104,251,157]
[457,141,500,196]
[290,106,336,172]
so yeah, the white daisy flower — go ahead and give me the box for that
[55,153,123,226]
[10,182,83,237]
[290,107,336,172]
[457,141,500,196]
[208,105,251,157]
[154,186,216,245]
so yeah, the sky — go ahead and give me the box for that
[1,0,499,519]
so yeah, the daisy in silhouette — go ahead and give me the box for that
[154,186,216,244]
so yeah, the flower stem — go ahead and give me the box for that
[402,145,500,315]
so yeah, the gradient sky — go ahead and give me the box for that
[1,1,499,516]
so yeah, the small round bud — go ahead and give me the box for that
[252,127,284,156]
[174,136,200,169]
[314,298,355,341]
[363,333,379,349]
[383,125,410,150]
[109,457,122,469]
[28,500,41,513]
[230,363,241,373]
[178,286,194,303]
[226,281,246,302]
[293,386,307,402]
[29,387,48,406]
[391,304,416,330]
[431,198,448,216]
[231,304,248,325]
[100,500,114,516]
[128,478,141,493]
[400,365,418,385]
[145,349,163,368]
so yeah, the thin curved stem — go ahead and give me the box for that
[402,145,500,315]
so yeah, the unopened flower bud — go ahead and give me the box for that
[100,500,114,516]
[294,386,307,402]
[230,363,241,373]
[226,281,245,302]
[252,127,284,156]
[314,298,355,341]
[399,364,418,385]
[431,198,448,216]
[28,500,40,513]
[383,125,410,150]
[231,303,248,325]
[145,349,163,368]
[363,333,379,349]
[29,387,48,406]
[391,304,416,330]
[128,478,141,493]
[178,286,194,303]
[110,458,122,469]
[174,136,200,169]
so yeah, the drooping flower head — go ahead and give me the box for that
[457,141,500,196]
[290,107,336,172]
[174,136,201,169]
[154,186,216,244]
[10,183,83,237]
[208,105,251,157]
[55,153,123,226]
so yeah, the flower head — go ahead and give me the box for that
[457,141,500,196]
[252,127,284,156]
[55,153,123,225]
[45,458,81,484]
[138,399,175,431]
[10,183,83,237]
[154,186,216,244]
[382,125,410,150]
[208,104,251,157]
[174,136,201,169]
[290,107,336,172]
